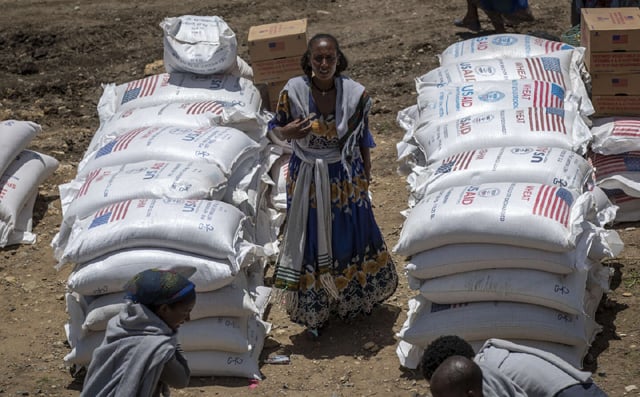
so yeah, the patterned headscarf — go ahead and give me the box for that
[124,268,195,306]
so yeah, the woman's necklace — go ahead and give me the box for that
[311,79,335,97]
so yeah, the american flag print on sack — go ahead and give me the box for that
[534,38,571,53]
[121,75,160,104]
[95,128,148,159]
[186,101,225,115]
[533,81,564,108]
[435,150,476,174]
[526,57,564,85]
[76,168,102,198]
[592,152,640,178]
[532,185,572,227]
[89,200,132,229]
[527,107,566,133]
[611,119,640,138]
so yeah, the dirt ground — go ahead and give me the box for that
[1,0,639,396]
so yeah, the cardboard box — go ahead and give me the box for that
[255,80,288,111]
[248,19,308,62]
[591,71,640,95]
[592,95,640,116]
[252,56,302,84]
[585,50,640,72]
[581,7,640,52]
[267,80,287,111]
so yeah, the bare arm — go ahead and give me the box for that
[272,113,315,141]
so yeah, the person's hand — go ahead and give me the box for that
[280,114,315,140]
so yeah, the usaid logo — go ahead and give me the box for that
[478,91,505,102]
[475,65,496,77]
[479,187,501,198]
[510,147,534,155]
[492,36,518,46]
[471,114,495,124]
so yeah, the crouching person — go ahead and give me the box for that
[81,268,197,397]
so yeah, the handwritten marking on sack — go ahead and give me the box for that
[554,284,570,295]
[227,356,244,365]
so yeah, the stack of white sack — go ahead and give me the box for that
[588,117,640,222]
[392,33,624,371]
[52,15,285,380]
[0,120,59,247]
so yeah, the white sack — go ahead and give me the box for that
[416,79,593,124]
[591,152,640,197]
[97,73,263,124]
[55,199,254,268]
[0,150,58,246]
[394,183,592,256]
[184,315,270,379]
[421,51,589,102]
[417,267,590,315]
[6,191,37,245]
[83,271,257,332]
[590,117,640,155]
[602,188,640,223]
[78,126,262,177]
[439,34,576,66]
[79,125,262,178]
[161,15,237,75]
[178,316,249,353]
[405,243,583,279]
[412,108,592,165]
[0,120,40,176]
[269,152,291,211]
[66,247,237,295]
[60,160,227,221]
[90,99,268,153]
[411,146,593,203]
[397,295,600,349]
[396,338,587,370]
[63,330,104,367]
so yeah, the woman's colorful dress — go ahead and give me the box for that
[269,75,398,330]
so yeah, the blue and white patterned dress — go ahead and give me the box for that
[269,76,398,330]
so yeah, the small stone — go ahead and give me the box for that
[625,385,638,392]
[622,292,633,297]
[363,342,376,350]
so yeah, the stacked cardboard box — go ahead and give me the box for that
[581,7,640,116]
[248,19,308,111]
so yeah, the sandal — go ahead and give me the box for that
[453,18,481,32]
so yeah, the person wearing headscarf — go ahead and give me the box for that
[269,33,398,339]
[80,268,197,397]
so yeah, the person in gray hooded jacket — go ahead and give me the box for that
[80,268,196,397]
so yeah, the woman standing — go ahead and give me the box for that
[269,33,398,339]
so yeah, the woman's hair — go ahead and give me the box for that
[300,33,349,78]
[420,335,476,381]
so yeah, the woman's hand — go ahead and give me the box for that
[276,114,314,140]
